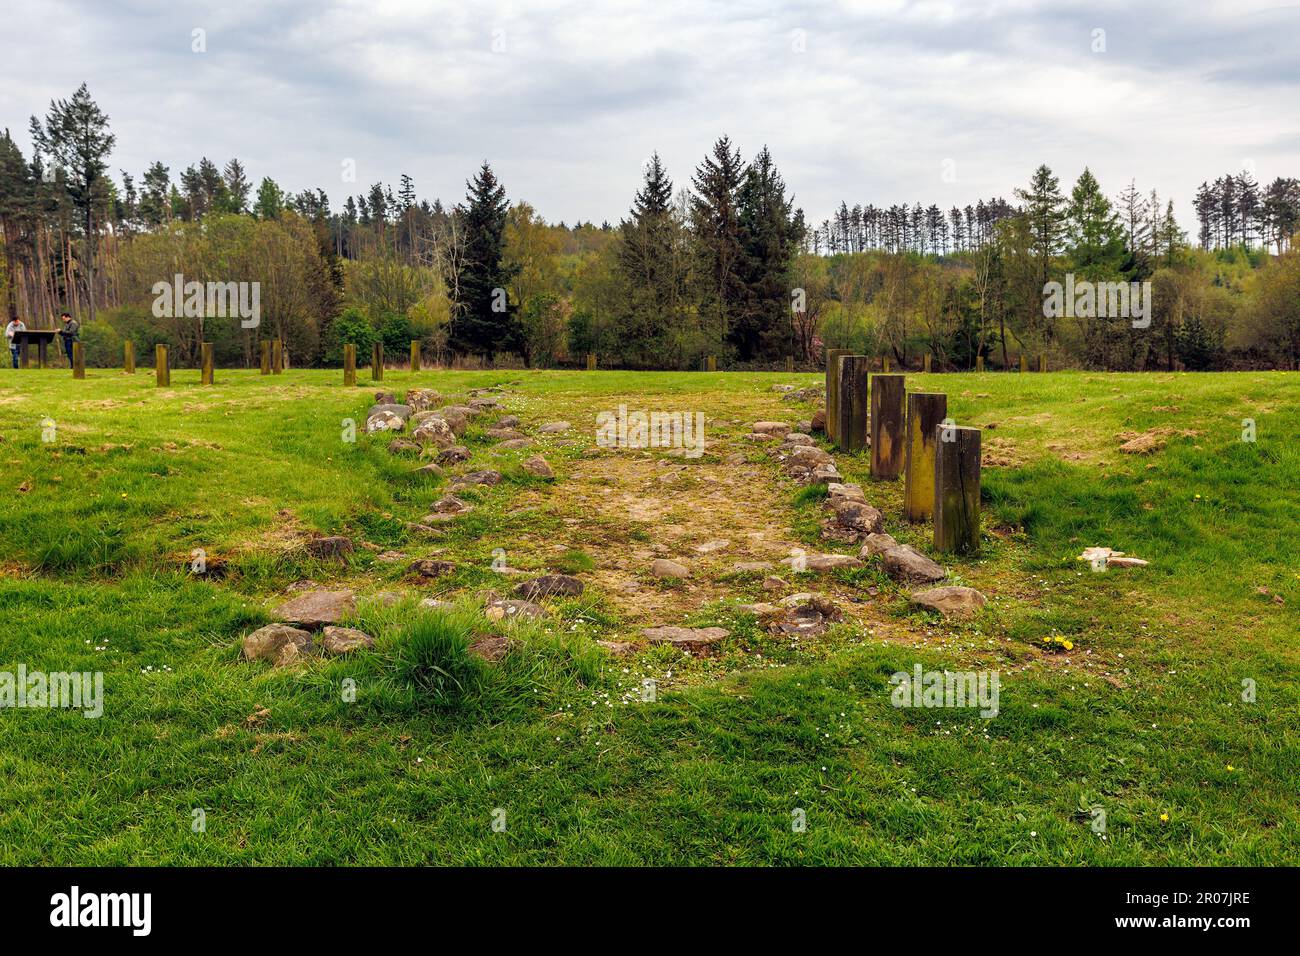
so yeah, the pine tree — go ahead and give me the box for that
[254,177,283,220]
[1066,168,1124,277]
[449,162,518,361]
[733,146,804,360]
[690,136,746,346]
[223,158,251,214]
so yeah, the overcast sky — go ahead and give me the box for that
[4,0,1298,229]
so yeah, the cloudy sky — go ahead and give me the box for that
[4,0,1298,228]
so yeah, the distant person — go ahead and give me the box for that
[57,311,79,365]
[5,317,25,368]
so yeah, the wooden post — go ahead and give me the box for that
[904,393,948,522]
[71,342,85,379]
[835,355,871,452]
[934,425,981,555]
[371,341,384,381]
[271,339,283,374]
[882,355,892,373]
[923,352,932,373]
[975,354,984,373]
[343,343,356,386]
[586,352,596,371]
[259,340,271,374]
[200,342,214,385]
[786,355,794,373]
[870,373,906,479]
[1019,353,1028,373]
[706,355,717,372]
[1038,353,1047,373]
[155,344,170,386]
[124,341,135,374]
[410,340,421,371]
[19,344,30,369]
[824,348,850,441]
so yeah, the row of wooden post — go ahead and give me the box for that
[829,353,981,555]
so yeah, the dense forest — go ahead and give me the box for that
[2,84,1298,371]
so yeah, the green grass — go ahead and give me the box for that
[0,366,1296,864]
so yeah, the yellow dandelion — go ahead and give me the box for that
[1063,640,1074,651]
[1159,812,1169,823]
[1227,764,1235,771]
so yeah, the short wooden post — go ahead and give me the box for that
[371,341,384,381]
[786,355,794,373]
[586,352,596,370]
[1019,353,1028,373]
[934,425,981,555]
[835,355,871,452]
[706,355,717,372]
[155,344,170,386]
[410,340,421,371]
[259,340,271,374]
[904,392,948,522]
[200,342,214,385]
[19,344,30,369]
[124,341,135,374]
[1038,353,1047,373]
[71,342,85,379]
[923,352,932,373]
[343,343,356,386]
[271,339,283,374]
[975,354,984,373]
[869,373,906,479]
[824,348,850,441]
[882,355,892,373]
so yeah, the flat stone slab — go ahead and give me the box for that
[651,558,690,579]
[515,574,584,600]
[319,626,375,654]
[272,590,356,628]
[243,623,313,665]
[783,553,863,572]
[485,599,549,622]
[641,626,729,652]
[910,586,987,618]
[880,545,946,584]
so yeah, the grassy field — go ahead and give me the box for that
[0,364,1296,865]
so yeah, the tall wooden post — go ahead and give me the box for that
[124,341,135,374]
[371,342,384,381]
[904,393,948,522]
[923,352,932,373]
[870,373,906,479]
[1019,353,1028,373]
[71,342,85,379]
[824,348,850,442]
[259,340,271,374]
[271,339,283,374]
[343,343,356,386]
[410,341,421,371]
[835,355,871,452]
[975,354,984,373]
[155,344,170,386]
[200,342,214,385]
[934,425,981,554]
[1038,353,1047,373]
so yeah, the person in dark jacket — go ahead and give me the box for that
[57,312,79,365]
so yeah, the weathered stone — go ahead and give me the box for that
[827,482,866,503]
[411,417,456,448]
[515,574,584,599]
[880,545,946,584]
[367,403,413,421]
[752,421,792,438]
[425,407,468,435]
[596,640,638,657]
[437,445,472,465]
[496,415,520,428]
[786,445,834,467]
[273,590,356,628]
[486,427,527,441]
[431,495,472,514]
[538,421,571,433]
[641,626,729,652]
[305,535,354,559]
[408,558,456,579]
[365,410,404,433]
[811,409,827,432]
[859,532,899,558]
[319,625,376,654]
[910,586,987,618]
[418,597,454,611]
[651,558,690,579]
[828,498,884,533]
[785,552,863,572]
[388,438,420,454]
[496,438,533,450]
[694,539,730,553]
[468,634,510,661]
[781,433,815,446]
[413,462,444,477]
[485,599,549,622]
[520,455,554,478]
[810,464,842,484]
[375,550,408,563]
[763,575,787,591]
[243,623,313,665]
[405,388,440,411]
[451,469,502,487]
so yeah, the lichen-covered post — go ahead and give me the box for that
[371,341,384,381]
[870,373,906,479]
[200,342,214,385]
[343,343,356,386]
[123,341,135,374]
[904,392,948,522]
[410,341,421,371]
[824,348,850,441]
[271,338,283,374]
[259,340,271,374]
[155,344,170,386]
[836,355,870,452]
[934,424,981,554]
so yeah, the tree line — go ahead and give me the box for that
[2,84,1298,372]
